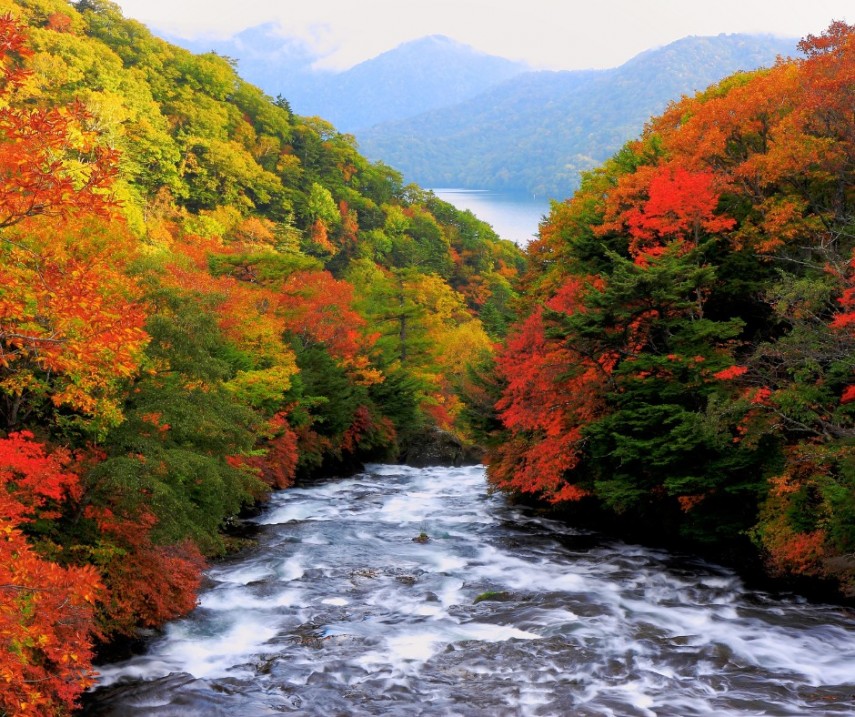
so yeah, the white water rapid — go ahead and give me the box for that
[84,464,855,716]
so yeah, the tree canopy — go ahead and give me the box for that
[485,22,855,593]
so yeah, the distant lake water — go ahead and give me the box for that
[431,188,552,246]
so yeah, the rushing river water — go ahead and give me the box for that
[85,464,855,716]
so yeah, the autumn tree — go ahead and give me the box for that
[0,432,101,715]
[0,216,148,433]
[0,17,147,433]
[488,22,855,580]
[0,15,118,229]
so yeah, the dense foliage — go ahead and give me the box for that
[486,22,855,594]
[0,2,523,712]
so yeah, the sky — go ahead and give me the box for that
[113,0,852,71]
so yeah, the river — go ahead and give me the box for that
[431,189,552,246]
[84,464,855,716]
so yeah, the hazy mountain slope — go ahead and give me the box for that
[287,35,528,132]
[172,31,528,132]
[164,22,318,93]
[357,34,797,197]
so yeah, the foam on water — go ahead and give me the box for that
[87,464,855,717]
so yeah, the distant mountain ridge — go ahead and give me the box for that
[165,22,318,91]
[172,31,528,132]
[356,34,798,197]
[286,35,529,132]
[169,29,797,197]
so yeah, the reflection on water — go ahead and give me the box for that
[84,464,855,716]
[432,188,552,246]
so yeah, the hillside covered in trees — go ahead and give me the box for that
[482,22,854,598]
[0,1,523,712]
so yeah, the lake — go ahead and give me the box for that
[431,188,553,246]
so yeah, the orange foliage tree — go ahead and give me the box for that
[86,506,205,637]
[278,269,382,385]
[0,217,149,432]
[490,277,608,502]
[600,165,735,264]
[0,17,147,432]
[0,432,101,715]
[0,17,118,231]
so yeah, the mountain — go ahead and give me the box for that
[164,22,319,91]
[286,35,529,132]
[356,34,798,197]
[172,31,529,133]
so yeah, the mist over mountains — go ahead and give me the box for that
[171,31,528,131]
[173,28,796,197]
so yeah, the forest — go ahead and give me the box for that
[0,1,523,713]
[0,0,852,714]
[484,21,854,605]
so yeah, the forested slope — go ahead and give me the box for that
[0,1,523,713]
[483,22,855,596]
